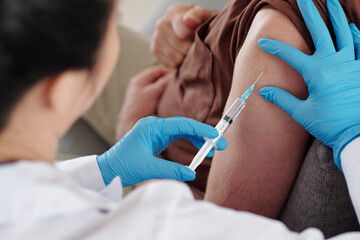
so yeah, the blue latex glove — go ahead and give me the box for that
[258,0,360,171]
[97,116,227,187]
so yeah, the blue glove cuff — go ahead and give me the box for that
[96,155,115,186]
[333,125,360,172]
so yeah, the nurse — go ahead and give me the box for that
[0,0,227,188]
[1,1,360,240]
[0,0,226,231]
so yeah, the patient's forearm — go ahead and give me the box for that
[204,8,311,218]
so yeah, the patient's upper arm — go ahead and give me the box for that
[204,8,312,218]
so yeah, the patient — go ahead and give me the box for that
[88,0,360,219]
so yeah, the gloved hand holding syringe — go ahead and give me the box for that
[188,70,265,171]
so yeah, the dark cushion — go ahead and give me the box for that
[279,140,359,238]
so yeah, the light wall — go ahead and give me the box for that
[119,0,160,30]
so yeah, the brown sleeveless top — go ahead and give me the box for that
[156,0,360,196]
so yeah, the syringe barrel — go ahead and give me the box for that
[215,118,230,138]
[188,98,246,172]
[223,98,246,124]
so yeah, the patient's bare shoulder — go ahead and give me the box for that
[234,7,311,94]
[205,8,312,218]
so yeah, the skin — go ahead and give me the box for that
[151,4,217,68]
[115,67,173,140]
[0,1,121,164]
[204,8,312,218]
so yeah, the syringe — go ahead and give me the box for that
[188,70,265,172]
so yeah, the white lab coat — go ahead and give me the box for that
[1,139,360,240]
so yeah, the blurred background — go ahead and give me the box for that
[57,0,228,160]
[119,0,228,36]
[119,0,159,30]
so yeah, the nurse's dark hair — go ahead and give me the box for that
[0,0,114,130]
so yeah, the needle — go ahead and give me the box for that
[253,70,265,86]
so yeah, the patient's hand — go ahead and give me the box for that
[116,66,172,140]
[151,4,216,68]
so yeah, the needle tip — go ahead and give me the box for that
[253,70,265,86]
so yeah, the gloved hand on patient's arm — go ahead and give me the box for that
[258,0,360,171]
[97,116,227,187]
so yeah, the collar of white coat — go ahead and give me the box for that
[0,160,123,224]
